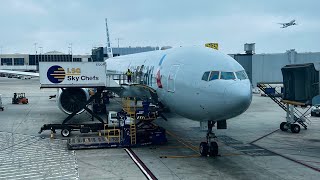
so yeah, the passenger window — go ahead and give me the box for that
[235,70,248,80]
[209,71,219,81]
[202,71,210,81]
[220,72,236,80]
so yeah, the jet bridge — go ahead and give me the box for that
[282,63,319,105]
[258,63,320,133]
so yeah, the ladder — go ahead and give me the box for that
[123,97,137,145]
[257,83,309,129]
[257,84,287,111]
[130,114,137,145]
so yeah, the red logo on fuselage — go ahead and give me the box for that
[156,69,163,88]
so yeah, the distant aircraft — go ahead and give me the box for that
[278,20,297,28]
[0,46,252,157]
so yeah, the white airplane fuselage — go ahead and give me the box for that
[106,47,252,122]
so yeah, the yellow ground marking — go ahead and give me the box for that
[159,154,201,159]
[165,130,199,153]
[154,146,187,149]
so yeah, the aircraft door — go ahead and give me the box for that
[167,64,180,92]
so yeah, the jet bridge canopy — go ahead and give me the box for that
[281,63,319,105]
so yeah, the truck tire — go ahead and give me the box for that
[61,128,71,137]
[290,124,300,133]
[280,122,288,131]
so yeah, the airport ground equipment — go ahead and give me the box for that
[67,123,166,150]
[39,123,105,137]
[0,94,4,111]
[257,63,320,133]
[92,90,110,114]
[258,83,310,133]
[39,96,167,149]
[311,105,320,117]
[12,93,28,104]
[39,87,106,137]
[66,103,167,150]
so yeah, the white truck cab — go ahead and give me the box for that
[107,111,133,127]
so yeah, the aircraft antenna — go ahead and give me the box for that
[105,18,113,58]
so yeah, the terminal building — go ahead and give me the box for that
[0,51,91,71]
[0,46,160,71]
[231,43,320,86]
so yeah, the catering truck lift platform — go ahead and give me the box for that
[37,62,167,148]
[66,98,167,150]
[66,122,166,150]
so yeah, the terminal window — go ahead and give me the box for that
[1,58,12,65]
[72,58,82,62]
[28,55,38,65]
[14,58,24,65]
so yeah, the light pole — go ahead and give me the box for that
[39,47,43,64]
[115,38,123,48]
[34,43,37,54]
[34,43,39,71]
[68,43,73,62]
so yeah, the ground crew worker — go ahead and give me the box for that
[142,98,150,117]
[126,69,132,83]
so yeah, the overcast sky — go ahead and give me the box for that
[0,0,319,55]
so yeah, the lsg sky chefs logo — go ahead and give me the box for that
[47,65,66,83]
[47,65,99,84]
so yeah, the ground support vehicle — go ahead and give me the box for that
[12,93,28,104]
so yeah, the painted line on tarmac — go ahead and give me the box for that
[160,154,200,158]
[252,143,320,172]
[250,129,279,144]
[165,130,199,153]
[152,146,187,149]
[250,129,320,172]
[124,148,158,180]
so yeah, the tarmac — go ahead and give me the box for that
[0,77,319,180]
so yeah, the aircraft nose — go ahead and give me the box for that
[223,82,252,117]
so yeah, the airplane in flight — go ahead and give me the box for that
[0,46,252,157]
[278,19,297,28]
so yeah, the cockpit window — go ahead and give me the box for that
[220,72,236,80]
[209,71,219,81]
[202,71,210,81]
[235,70,248,80]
